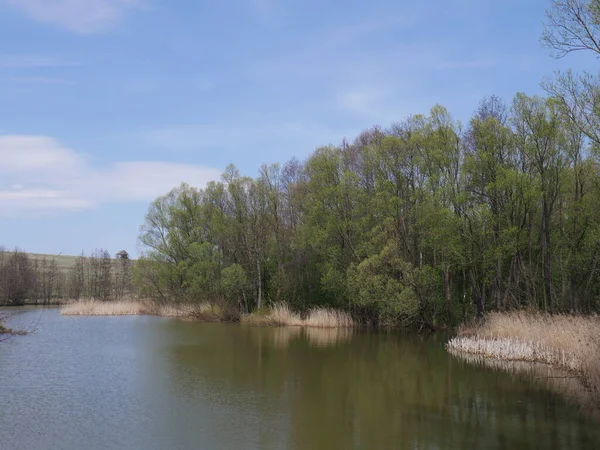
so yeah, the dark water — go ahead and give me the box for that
[1,308,598,450]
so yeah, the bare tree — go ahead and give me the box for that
[114,250,132,300]
[68,252,86,299]
[37,256,59,305]
[98,249,113,301]
[0,248,37,305]
[541,0,600,58]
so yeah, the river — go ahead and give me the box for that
[0,308,598,449]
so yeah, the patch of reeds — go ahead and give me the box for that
[60,299,221,321]
[241,303,355,328]
[241,303,303,326]
[61,300,149,316]
[304,307,355,328]
[447,311,600,398]
[62,300,356,329]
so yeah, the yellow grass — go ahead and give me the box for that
[60,299,220,320]
[304,307,355,328]
[61,300,147,316]
[447,311,600,398]
[241,303,303,326]
[241,303,355,328]
[62,300,355,328]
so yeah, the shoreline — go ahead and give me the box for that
[59,300,356,329]
[446,311,600,402]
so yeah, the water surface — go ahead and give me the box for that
[1,308,598,450]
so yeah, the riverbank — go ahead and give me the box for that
[60,300,355,328]
[447,311,600,399]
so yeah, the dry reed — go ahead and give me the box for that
[304,307,355,328]
[447,311,600,398]
[62,300,355,329]
[241,303,303,326]
[61,300,147,316]
[241,303,355,328]
[60,299,220,320]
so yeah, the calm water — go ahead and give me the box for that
[1,308,598,450]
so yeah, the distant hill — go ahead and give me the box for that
[27,253,81,270]
[27,252,136,271]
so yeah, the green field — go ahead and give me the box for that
[27,253,81,270]
[27,253,136,271]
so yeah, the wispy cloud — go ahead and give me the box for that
[5,0,143,34]
[0,135,221,217]
[0,54,78,68]
[0,76,74,85]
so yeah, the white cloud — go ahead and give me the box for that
[5,0,142,33]
[0,135,221,217]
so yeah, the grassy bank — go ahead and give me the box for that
[447,311,600,398]
[61,300,355,328]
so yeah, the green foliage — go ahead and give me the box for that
[135,94,600,327]
[347,244,419,325]
[222,263,250,311]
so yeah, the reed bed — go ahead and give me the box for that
[241,303,355,328]
[447,311,600,397]
[60,299,220,320]
[241,303,303,326]
[304,307,355,328]
[62,300,355,328]
[61,300,148,316]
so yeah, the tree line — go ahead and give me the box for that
[136,0,600,328]
[0,248,133,306]
[135,93,600,327]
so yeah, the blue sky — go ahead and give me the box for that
[0,0,592,256]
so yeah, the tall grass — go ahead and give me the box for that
[60,299,220,320]
[62,300,355,328]
[61,300,147,316]
[447,311,600,398]
[241,303,355,328]
[304,307,354,328]
[241,303,303,326]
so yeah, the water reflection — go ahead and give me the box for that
[304,327,354,347]
[163,324,600,449]
[1,310,599,450]
[449,350,600,422]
